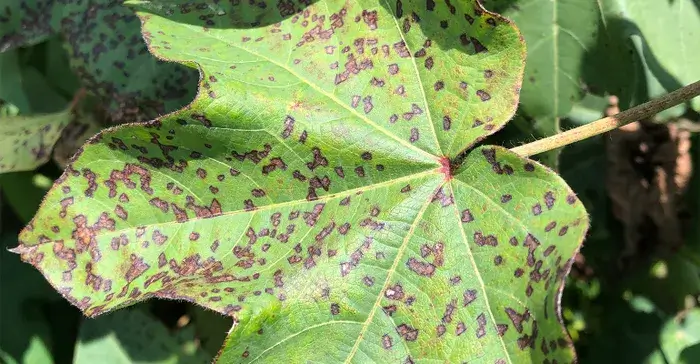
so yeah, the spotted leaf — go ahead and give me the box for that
[0,0,198,123]
[14,1,588,363]
[0,106,72,173]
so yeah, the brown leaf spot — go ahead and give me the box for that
[476,313,487,338]
[474,232,498,247]
[476,90,491,101]
[124,254,149,283]
[282,116,295,138]
[406,257,436,277]
[544,191,555,209]
[385,284,404,300]
[443,115,451,130]
[464,289,477,306]
[114,205,128,220]
[382,334,393,349]
[396,324,418,341]
[461,209,474,222]
[544,221,557,232]
[505,307,530,333]
[409,128,419,143]
[456,322,467,336]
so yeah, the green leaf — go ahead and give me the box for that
[15,1,589,362]
[0,50,32,113]
[0,0,198,123]
[680,343,700,364]
[487,0,700,121]
[659,309,700,364]
[587,0,700,120]
[605,0,700,115]
[187,306,231,357]
[481,0,601,169]
[44,38,83,98]
[0,48,77,173]
[0,171,52,223]
[73,307,211,364]
[0,49,70,115]
[0,236,59,364]
[0,106,72,173]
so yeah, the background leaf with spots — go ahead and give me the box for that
[1,0,700,363]
[0,0,198,124]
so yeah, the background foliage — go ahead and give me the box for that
[1,0,699,363]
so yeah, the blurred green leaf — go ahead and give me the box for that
[589,0,700,119]
[0,48,77,174]
[0,236,60,364]
[0,171,51,223]
[0,51,31,113]
[44,38,82,98]
[0,106,73,173]
[680,343,700,364]
[187,307,230,358]
[482,0,601,168]
[658,309,700,364]
[52,100,106,168]
[73,308,211,364]
[566,94,608,126]
[0,49,68,115]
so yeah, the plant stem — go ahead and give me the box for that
[69,88,86,111]
[510,80,700,157]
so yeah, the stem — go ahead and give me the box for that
[510,80,700,157]
[68,88,86,111]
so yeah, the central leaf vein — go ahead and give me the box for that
[180,21,440,162]
[343,181,439,363]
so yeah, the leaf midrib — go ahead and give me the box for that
[447,181,513,364]
[342,174,526,364]
[248,320,363,364]
[379,0,442,156]
[21,168,441,246]
[173,16,441,163]
[343,179,438,363]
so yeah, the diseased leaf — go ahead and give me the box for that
[0,107,72,173]
[0,0,198,123]
[14,1,589,362]
[73,308,211,364]
[0,47,81,173]
[53,101,107,168]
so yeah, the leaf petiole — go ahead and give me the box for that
[510,80,700,157]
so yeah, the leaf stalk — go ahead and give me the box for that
[510,80,700,157]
